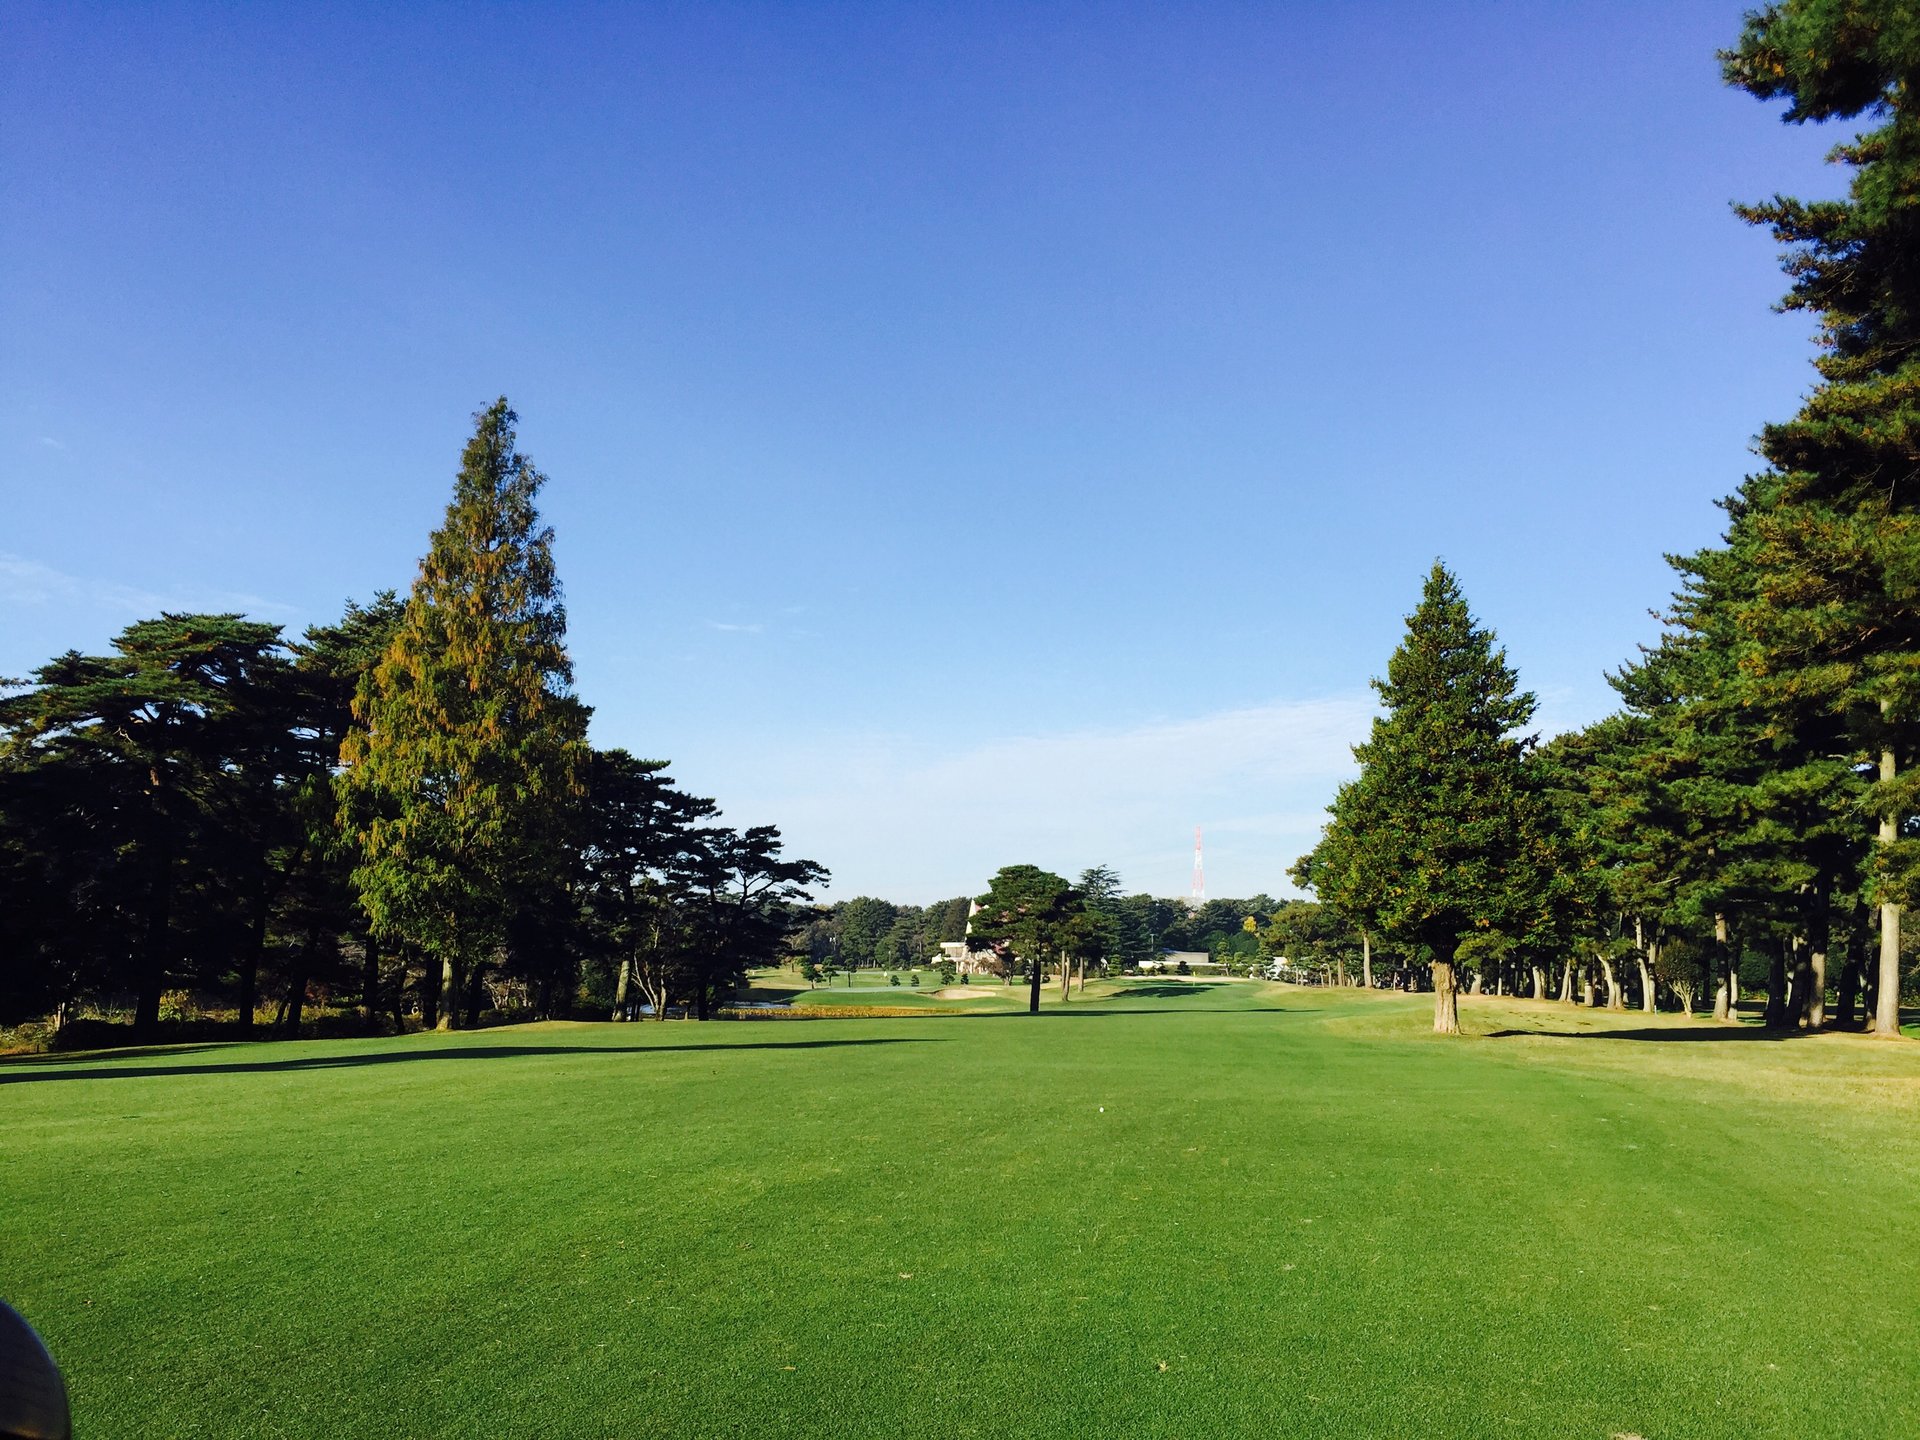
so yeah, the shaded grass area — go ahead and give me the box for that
[5,984,1920,1437]
[790,986,1010,1010]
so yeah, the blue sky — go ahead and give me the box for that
[2,2,1846,901]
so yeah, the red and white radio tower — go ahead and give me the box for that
[1190,825,1206,904]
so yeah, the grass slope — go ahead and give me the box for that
[5,984,1919,1438]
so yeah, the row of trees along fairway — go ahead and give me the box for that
[1298,2,1920,1038]
[0,400,825,1038]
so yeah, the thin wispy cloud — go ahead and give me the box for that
[678,693,1377,903]
[0,553,298,623]
[37,436,66,451]
[706,620,765,634]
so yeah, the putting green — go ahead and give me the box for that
[4,983,1917,1437]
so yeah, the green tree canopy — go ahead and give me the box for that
[0,613,288,1032]
[1335,563,1539,1033]
[341,399,587,1029]
[1716,1,1920,1036]
[966,864,1083,1014]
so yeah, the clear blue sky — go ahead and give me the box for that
[1,2,1845,902]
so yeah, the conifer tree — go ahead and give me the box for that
[1075,864,1125,981]
[0,615,288,1033]
[1721,4,1920,1036]
[341,400,586,1029]
[284,594,404,1030]
[579,748,718,1021]
[673,824,826,1019]
[1340,563,1538,1033]
[1293,785,1388,987]
[966,865,1082,1014]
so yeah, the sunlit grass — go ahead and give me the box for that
[5,983,1919,1437]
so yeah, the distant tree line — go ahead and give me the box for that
[0,400,824,1039]
[1295,3,1920,1035]
[792,896,974,980]
[784,877,1279,1001]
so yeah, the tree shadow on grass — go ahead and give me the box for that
[1485,1025,1795,1043]
[1052,1008,1309,1017]
[1102,984,1236,1001]
[966,1005,1313,1019]
[745,984,809,1003]
[0,1043,241,1067]
[0,1036,941,1085]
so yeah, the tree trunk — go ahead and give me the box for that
[237,859,273,1033]
[436,956,457,1031]
[1028,954,1043,1014]
[1711,914,1733,1022]
[1060,955,1072,1002]
[1837,928,1862,1029]
[1787,938,1812,1028]
[421,953,441,1030]
[1873,741,1905,1036]
[1469,968,1483,995]
[1362,932,1373,990]
[360,931,382,1029]
[1076,956,1085,994]
[638,958,669,1022]
[1804,945,1827,1029]
[465,964,485,1028]
[1557,957,1573,1004]
[1764,940,1789,1029]
[612,956,633,1021]
[1600,954,1623,1011]
[282,966,309,1034]
[1638,950,1656,1015]
[1431,959,1460,1034]
[1531,965,1546,1000]
[1580,961,1595,1007]
[389,950,408,1032]
[1799,886,1830,1029]
[1873,896,1903,1038]
[281,921,325,1035]
[134,825,174,1035]
[236,940,260,1032]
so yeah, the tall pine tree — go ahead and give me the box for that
[341,400,587,1030]
[1721,4,1920,1036]
[1338,563,1539,1033]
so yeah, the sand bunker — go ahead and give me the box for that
[932,986,1000,999]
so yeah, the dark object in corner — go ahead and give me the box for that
[0,1300,70,1440]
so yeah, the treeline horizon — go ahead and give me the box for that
[795,886,1280,981]
[0,401,826,1043]
[10,4,1917,1051]
[1294,6,1920,1037]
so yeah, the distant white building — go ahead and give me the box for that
[1140,950,1211,972]
[938,900,997,976]
[937,940,995,976]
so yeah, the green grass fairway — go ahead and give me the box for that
[6,985,1920,1438]
[746,968,1026,1010]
